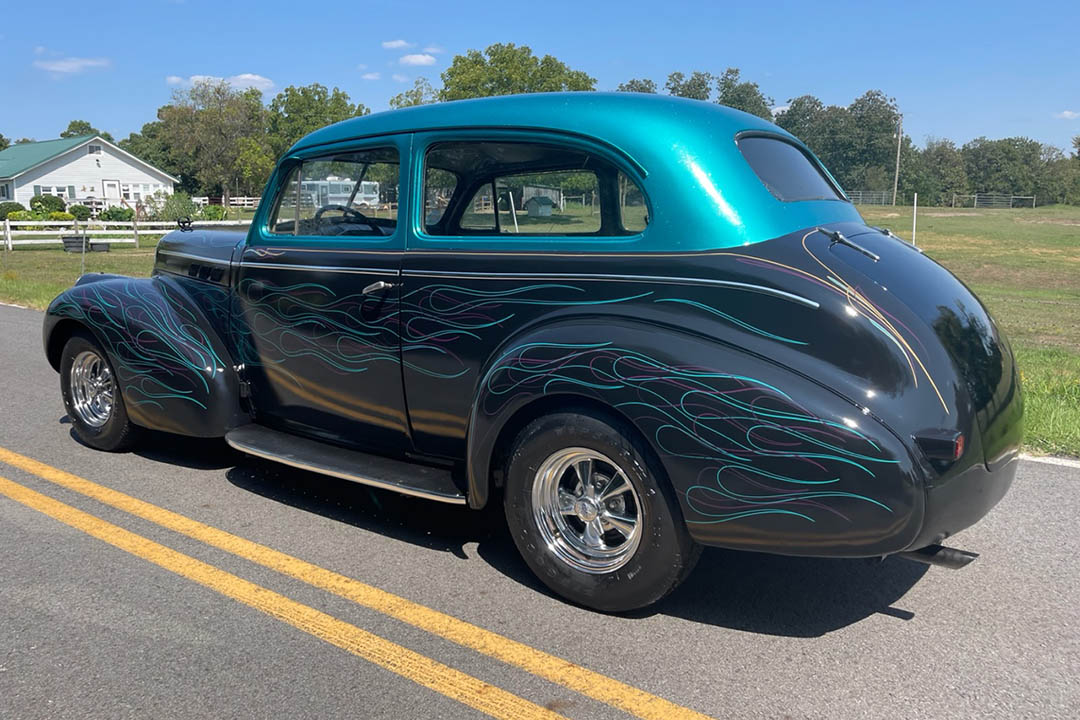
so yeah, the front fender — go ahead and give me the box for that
[467,318,924,557]
[44,273,245,437]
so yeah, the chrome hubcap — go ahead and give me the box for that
[70,350,114,428]
[532,447,643,574]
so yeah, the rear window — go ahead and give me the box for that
[738,136,844,203]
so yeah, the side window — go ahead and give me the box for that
[461,184,496,230]
[268,147,399,237]
[424,168,457,227]
[618,171,648,232]
[422,141,647,237]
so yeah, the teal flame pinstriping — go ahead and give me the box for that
[51,278,228,410]
[482,341,896,524]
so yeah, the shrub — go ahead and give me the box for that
[68,204,92,221]
[48,211,75,221]
[199,204,227,221]
[30,194,66,213]
[99,206,135,222]
[7,210,35,221]
[0,201,25,220]
[155,192,198,222]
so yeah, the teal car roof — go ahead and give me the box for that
[289,93,863,250]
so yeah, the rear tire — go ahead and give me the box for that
[60,331,139,452]
[503,409,700,612]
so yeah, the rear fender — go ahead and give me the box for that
[467,317,924,556]
[44,273,246,437]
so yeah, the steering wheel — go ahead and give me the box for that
[314,204,372,225]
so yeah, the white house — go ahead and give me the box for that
[0,135,175,209]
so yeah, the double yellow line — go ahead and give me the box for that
[0,446,712,720]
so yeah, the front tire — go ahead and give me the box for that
[503,410,700,612]
[60,331,139,452]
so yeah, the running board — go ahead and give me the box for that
[225,424,467,505]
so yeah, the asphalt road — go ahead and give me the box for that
[1,302,1077,720]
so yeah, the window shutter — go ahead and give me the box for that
[68,186,76,199]
[33,185,42,196]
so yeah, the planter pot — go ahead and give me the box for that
[62,236,109,253]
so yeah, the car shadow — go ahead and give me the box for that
[137,433,928,636]
[645,547,927,636]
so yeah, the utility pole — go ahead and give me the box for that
[892,114,903,206]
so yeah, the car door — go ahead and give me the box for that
[235,138,411,454]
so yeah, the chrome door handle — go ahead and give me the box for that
[362,280,396,295]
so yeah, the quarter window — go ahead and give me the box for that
[422,141,647,237]
[738,136,843,202]
[268,147,399,237]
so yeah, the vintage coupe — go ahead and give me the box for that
[44,94,1022,611]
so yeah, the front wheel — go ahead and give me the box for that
[503,410,700,612]
[60,331,139,452]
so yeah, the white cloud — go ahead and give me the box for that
[168,73,274,91]
[422,45,444,54]
[1055,110,1079,120]
[400,53,436,66]
[392,73,409,82]
[361,72,381,80]
[33,56,111,75]
[382,39,414,49]
[771,105,789,116]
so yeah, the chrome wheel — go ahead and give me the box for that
[532,447,643,574]
[70,349,114,428]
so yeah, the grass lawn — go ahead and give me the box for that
[2,204,1077,456]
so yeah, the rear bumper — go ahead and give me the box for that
[904,453,1018,550]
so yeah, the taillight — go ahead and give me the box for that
[915,430,965,463]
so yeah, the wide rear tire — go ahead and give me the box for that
[503,410,700,612]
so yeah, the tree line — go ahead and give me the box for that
[2,43,1077,205]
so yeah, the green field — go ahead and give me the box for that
[2,204,1077,456]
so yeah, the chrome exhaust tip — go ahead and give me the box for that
[896,544,979,570]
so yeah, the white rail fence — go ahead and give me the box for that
[2,219,250,250]
[191,196,262,209]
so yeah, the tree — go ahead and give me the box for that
[663,71,713,100]
[158,79,268,205]
[774,95,825,143]
[60,120,114,142]
[389,77,437,109]
[616,78,658,94]
[918,138,968,206]
[439,43,595,101]
[0,133,8,152]
[961,136,1042,195]
[268,83,368,157]
[715,68,773,119]
[234,136,275,195]
[16,138,34,144]
[1073,135,1080,158]
[119,119,200,194]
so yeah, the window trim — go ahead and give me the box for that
[412,130,651,249]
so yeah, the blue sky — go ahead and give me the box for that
[2,0,1077,151]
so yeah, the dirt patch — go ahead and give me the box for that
[1014,218,1080,227]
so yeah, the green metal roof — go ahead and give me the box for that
[0,135,95,179]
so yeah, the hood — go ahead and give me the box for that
[154,228,245,285]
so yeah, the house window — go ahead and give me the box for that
[88,145,102,155]
[0,184,7,199]
[121,184,131,200]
